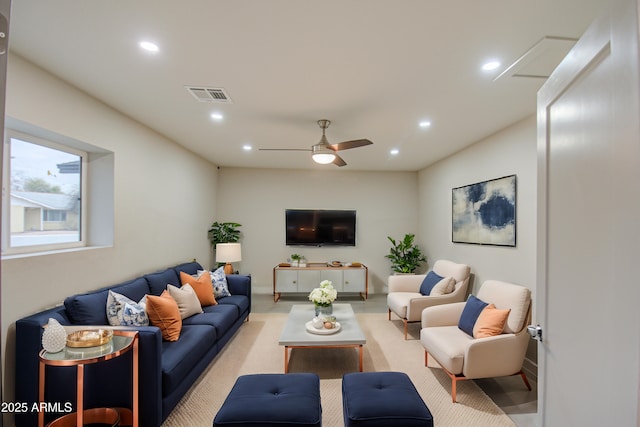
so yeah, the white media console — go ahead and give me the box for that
[272,264,368,302]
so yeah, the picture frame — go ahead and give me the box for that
[452,174,516,246]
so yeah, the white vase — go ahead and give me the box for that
[42,318,67,353]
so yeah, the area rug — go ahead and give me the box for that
[161,313,515,427]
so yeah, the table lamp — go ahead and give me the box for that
[216,243,242,275]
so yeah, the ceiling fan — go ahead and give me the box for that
[259,119,373,166]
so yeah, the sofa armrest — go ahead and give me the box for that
[421,302,466,328]
[388,274,426,293]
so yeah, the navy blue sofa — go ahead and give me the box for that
[14,261,251,427]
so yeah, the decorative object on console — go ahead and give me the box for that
[308,280,337,316]
[290,253,302,267]
[42,318,67,353]
[216,243,242,275]
[452,174,516,246]
[386,233,427,273]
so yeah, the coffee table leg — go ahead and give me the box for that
[284,347,289,373]
[359,346,363,372]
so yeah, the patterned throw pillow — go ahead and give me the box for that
[106,290,149,326]
[201,267,231,298]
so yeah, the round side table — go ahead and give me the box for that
[38,329,139,427]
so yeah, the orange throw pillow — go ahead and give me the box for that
[146,291,182,341]
[180,271,216,306]
[473,304,511,338]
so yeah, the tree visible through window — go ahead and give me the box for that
[4,134,84,251]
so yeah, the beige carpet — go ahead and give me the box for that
[161,313,515,427]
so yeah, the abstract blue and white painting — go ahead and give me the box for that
[452,175,516,246]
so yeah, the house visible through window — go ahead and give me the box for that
[3,131,86,252]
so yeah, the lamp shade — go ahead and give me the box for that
[216,243,242,263]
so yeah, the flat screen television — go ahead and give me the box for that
[285,209,356,246]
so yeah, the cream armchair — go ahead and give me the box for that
[387,260,471,339]
[420,280,532,402]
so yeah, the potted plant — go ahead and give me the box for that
[208,221,242,248]
[290,253,302,267]
[385,233,427,274]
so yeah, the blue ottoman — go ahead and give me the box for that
[342,372,433,427]
[213,373,322,427]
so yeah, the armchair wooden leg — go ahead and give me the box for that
[388,309,391,320]
[403,319,408,340]
[451,377,457,403]
[519,370,532,391]
[424,350,428,366]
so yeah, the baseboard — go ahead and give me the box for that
[522,356,538,382]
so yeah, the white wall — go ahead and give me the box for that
[417,116,537,294]
[1,54,219,409]
[216,167,419,295]
[417,115,537,366]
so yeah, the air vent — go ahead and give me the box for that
[494,36,578,81]
[185,86,233,103]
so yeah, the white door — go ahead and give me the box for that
[536,0,640,425]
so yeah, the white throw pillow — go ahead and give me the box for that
[106,290,149,326]
[167,284,204,319]
[429,277,456,296]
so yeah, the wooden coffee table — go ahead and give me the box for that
[278,303,366,373]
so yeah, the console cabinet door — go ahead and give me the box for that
[276,269,298,293]
[296,269,322,292]
[320,269,344,292]
[343,268,365,293]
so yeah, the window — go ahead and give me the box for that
[3,130,87,253]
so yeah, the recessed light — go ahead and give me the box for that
[210,113,223,121]
[243,145,252,151]
[390,149,399,155]
[482,61,501,71]
[419,121,431,128]
[139,41,159,53]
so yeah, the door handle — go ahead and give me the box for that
[527,324,543,342]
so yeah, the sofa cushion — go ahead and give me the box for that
[419,271,445,296]
[458,295,488,336]
[217,294,250,317]
[111,277,151,303]
[64,290,110,325]
[173,261,203,277]
[167,284,203,319]
[182,304,238,337]
[180,271,216,306]
[64,276,152,326]
[146,290,182,341]
[145,268,180,296]
[420,325,471,375]
[160,324,216,396]
[106,290,149,326]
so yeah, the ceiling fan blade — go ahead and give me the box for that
[258,148,311,151]
[333,154,347,167]
[329,139,373,151]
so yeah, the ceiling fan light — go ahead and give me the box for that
[312,152,336,164]
[312,144,336,164]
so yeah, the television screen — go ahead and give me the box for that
[286,209,356,246]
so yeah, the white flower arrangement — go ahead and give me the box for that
[308,280,337,306]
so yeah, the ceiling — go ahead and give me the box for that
[8,1,608,172]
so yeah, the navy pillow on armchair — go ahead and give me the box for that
[419,271,445,296]
[458,295,489,336]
